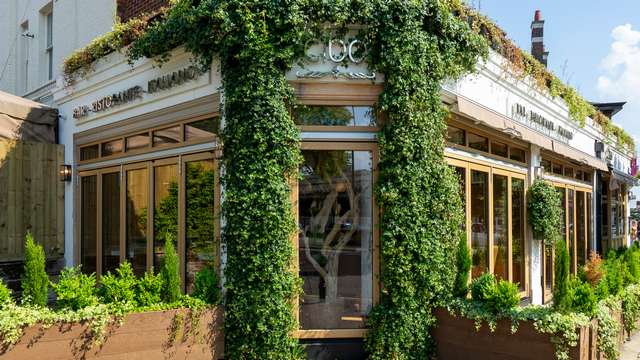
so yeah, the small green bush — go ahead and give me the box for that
[100,261,137,304]
[160,233,181,303]
[566,277,597,316]
[487,280,520,313]
[22,233,49,306]
[527,180,562,247]
[603,254,625,297]
[0,279,12,304]
[136,271,164,307]
[192,266,220,305]
[453,234,471,298]
[624,247,640,283]
[52,266,98,310]
[554,240,571,312]
[471,273,496,303]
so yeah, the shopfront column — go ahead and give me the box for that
[529,144,543,305]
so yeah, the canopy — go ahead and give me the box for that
[0,90,57,143]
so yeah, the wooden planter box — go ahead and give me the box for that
[433,308,595,360]
[0,307,224,360]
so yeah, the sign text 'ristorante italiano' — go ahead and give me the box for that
[73,66,203,119]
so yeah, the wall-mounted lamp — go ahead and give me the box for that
[59,165,72,182]
[534,166,545,179]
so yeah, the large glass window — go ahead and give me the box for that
[185,160,217,293]
[81,176,97,274]
[493,174,508,280]
[102,172,120,274]
[577,191,586,266]
[447,126,466,146]
[126,168,148,275]
[293,106,377,127]
[455,167,466,229]
[568,189,575,273]
[298,149,373,330]
[468,133,489,153]
[471,170,489,278]
[153,164,179,269]
[512,178,525,290]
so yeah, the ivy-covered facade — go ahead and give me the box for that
[51,1,636,359]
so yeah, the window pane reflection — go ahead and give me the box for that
[455,167,466,229]
[471,170,489,278]
[153,165,178,270]
[153,126,181,146]
[185,161,216,293]
[493,175,508,280]
[568,189,575,273]
[293,106,377,127]
[126,168,148,275]
[577,191,586,266]
[299,150,373,330]
[102,172,120,274]
[512,178,525,290]
[81,176,97,274]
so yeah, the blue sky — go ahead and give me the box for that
[473,1,640,158]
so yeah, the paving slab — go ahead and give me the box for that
[621,331,640,360]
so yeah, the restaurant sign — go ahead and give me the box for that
[73,66,203,119]
[511,103,574,142]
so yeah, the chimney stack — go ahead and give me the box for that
[531,10,549,67]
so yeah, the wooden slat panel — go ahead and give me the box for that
[0,141,64,262]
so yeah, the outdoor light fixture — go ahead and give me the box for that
[59,165,72,182]
[534,166,545,179]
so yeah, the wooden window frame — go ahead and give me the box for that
[77,114,219,165]
[446,156,529,298]
[294,140,379,340]
[77,151,220,288]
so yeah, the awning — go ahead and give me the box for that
[454,96,607,171]
[0,90,57,143]
[610,168,637,186]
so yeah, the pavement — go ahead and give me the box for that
[621,331,640,360]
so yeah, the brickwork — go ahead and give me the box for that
[117,0,168,22]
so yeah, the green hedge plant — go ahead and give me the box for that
[0,279,12,305]
[22,233,49,307]
[192,266,220,305]
[52,266,98,310]
[160,234,181,303]
[100,262,137,305]
[528,180,562,247]
[554,240,571,312]
[136,271,164,307]
[454,234,472,298]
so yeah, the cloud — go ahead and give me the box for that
[597,24,640,100]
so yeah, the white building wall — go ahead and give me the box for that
[0,0,116,104]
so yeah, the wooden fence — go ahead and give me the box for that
[0,140,64,261]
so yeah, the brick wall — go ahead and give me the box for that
[117,0,168,22]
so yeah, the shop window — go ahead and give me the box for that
[552,164,563,175]
[447,126,465,146]
[81,176,97,275]
[102,172,121,274]
[512,178,526,291]
[101,139,123,157]
[575,170,583,181]
[80,145,99,161]
[564,167,574,178]
[153,164,179,269]
[153,126,181,146]
[509,148,526,163]
[587,193,593,255]
[557,187,567,241]
[577,191,586,266]
[298,149,374,330]
[540,159,552,172]
[544,246,553,293]
[470,170,489,278]
[126,168,148,276]
[185,160,217,293]
[568,189,575,273]
[493,174,508,280]
[491,141,508,158]
[293,105,377,127]
[185,117,218,141]
[454,167,466,228]
[126,133,150,151]
[583,172,591,182]
[468,133,489,153]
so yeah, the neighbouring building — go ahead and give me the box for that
[0,4,637,357]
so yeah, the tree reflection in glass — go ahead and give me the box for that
[152,165,178,270]
[298,150,373,330]
[185,161,216,293]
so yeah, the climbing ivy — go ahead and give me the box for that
[125,0,486,359]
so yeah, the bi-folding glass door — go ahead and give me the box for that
[447,157,528,296]
[78,152,219,291]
